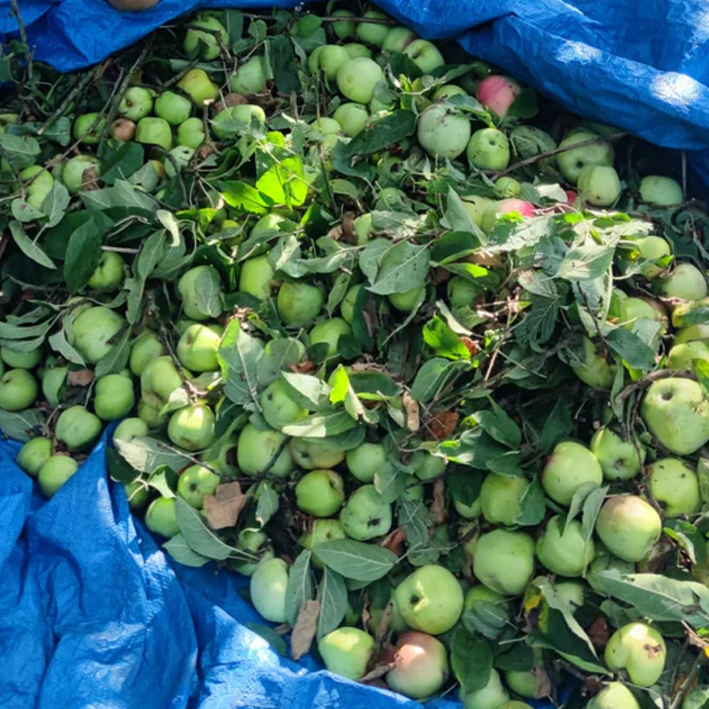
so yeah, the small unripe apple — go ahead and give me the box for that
[417,104,471,160]
[168,404,216,451]
[296,469,345,517]
[184,15,227,60]
[177,265,223,321]
[71,306,126,364]
[476,75,521,118]
[639,175,684,206]
[20,165,54,211]
[463,668,510,709]
[355,10,390,46]
[340,484,392,540]
[541,441,603,506]
[382,26,417,53]
[55,405,102,452]
[557,130,614,184]
[315,45,351,80]
[667,341,709,370]
[590,427,645,481]
[309,318,352,359]
[344,43,372,59]
[604,622,666,687]
[145,497,179,538]
[587,683,641,709]
[178,464,220,509]
[570,336,614,390]
[289,436,345,469]
[261,378,309,429]
[118,86,154,121]
[656,262,708,301]
[94,373,136,421]
[72,113,107,145]
[388,285,426,312]
[331,9,355,39]
[130,332,167,376]
[473,529,535,596]
[113,417,150,445]
[239,255,274,300]
[177,69,220,105]
[229,55,268,94]
[403,39,445,73]
[536,516,595,577]
[319,627,374,680]
[135,117,173,151]
[238,423,294,478]
[250,557,290,622]
[346,442,388,483]
[212,104,266,140]
[0,369,38,411]
[386,631,449,699]
[1,346,42,370]
[495,176,522,198]
[577,164,622,207]
[596,495,662,562]
[648,458,701,518]
[62,155,101,194]
[479,473,529,526]
[177,323,221,372]
[337,58,384,104]
[333,102,369,137]
[634,235,671,279]
[88,251,124,290]
[38,455,79,497]
[124,479,149,511]
[467,128,510,171]
[17,436,52,477]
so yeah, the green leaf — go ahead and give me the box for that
[9,220,56,270]
[94,329,131,379]
[448,467,483,506]
[451,627,492,693]
[315,539,397,582]
[557,242,614,280]
[256,155,308,208]
[462,599,510,640]
[80,179,156,212]
[218,321,264,407]
[281,410,357,438]
[423,316,471,360]
[399,498,430,550]
[115,436,192,475]
[444,188,486,241]
[317,567,348,639]
[430,231,481,265]
[285,550,314,625]
[40,181,71,228]
[694,360,709,397]
[363,240,429,296]
[64,218,102,293]
[374,463,407,504]
[410,358,461,404]
[341,110,416,159]
[514,478,547,526]
[475,401,522,449]
[0,408,45,442]
[605,327,656,370]
[163,533,212,568]
[48,328,85,365]
[280,371,331,411]
[175,497,234,561]
[11,198,44,222]
[100,142,145,185]
[581,485,609,542]
[255,481,279,527]
[0,133,40,169]
[257,338,304,387]
[193,267,224,319]
[507,88,539,119]
[220,180,270,214]
[664,519,708,567]
[539,399,574,453]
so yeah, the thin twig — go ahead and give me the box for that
[614,369,694,405]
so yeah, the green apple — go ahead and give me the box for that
[605,622,666,687]
[145,497,179,538]
[413,448,446,480]
[343,44,371,60]
[118,86,154,120]
[309,318,352,360]
[577,164,622,206]
[675,324,709,345]
[0,369,38,411]
[337,58,384,104]
[395,564,464,634]
[479,473,529,526]
[682,688,709,709]
[536,516,595,577]
[463,668,510,709]
[111,117,136,142]
[656,262,708,301]
[229,55,268,94]
[177,324,221,372]
[289,436,346,469]
[140,356,185,410]
[237,423,295,478]
[261,378,309,429]
[296,469,345,517]
[319,627,374,680]
[382,26,417,53]
[70,306,125,364]
[633,235,671,279]
[667,341,709,370]
[556,130,614,184]
[354,213,373,244]
[570,336,614,390]
[72,113,107,145]
[648,458,700,518]
[473,529,535,596]
[432,84,467,102]
[212,104,266,140]
[541,441,603,506]
[1,346,42,370]
[239,255,274,300]
[403,39,445,73]
[641,377,709,455]
[232,529,275,576]
[163,146,194,179]
[417,104,471,160]
[135,117,173,151]
[460,194,497,227]
[56,405,102,452]
[311,116,342,138]
[331,9,355,39]
[340,284,363,324]
[307,46,325,75]
[124,479,149,511]
[94,373,135,421]
[587,683,641,709]
[177,265,223,321]
[596,495,661,562]
[17,436,52,477]
[314,45,351,80]
[250,557,289,622]
[494,176,522,198]
[447,277,479,308]
[386,631,449,699]
[389,285,425,312]
[554,581,585,615]
[20,165,54,211]
[454,496,482,519]
[177,68,220,105]
[355,9,389,45]
[168,404,216,451]
[340,484,392,540]
[62,155,101,194]
[113,417,150,444]
[87,251,124,290]
[590,427,645,481]
[130,331,167,376]
[639,175,684,206]
[346,442,388,483]
[42,365,67,407]
[467,128,510,171]
[505,648,548,699]
[299,519,346,567]
[277,281,324,327]
[464,585,510,627]
[176,117,206,149]
[38,455,79,497]
[587,549,636,594]
[184,15,228,60]
[138,398,167,429]
[178,464,220,509]
[333,102,369,137]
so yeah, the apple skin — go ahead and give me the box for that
[56,405,102,452]
[17,436,52,477]
[250,558,290,623]
[178,265,223,321]
[656,262,708,301]
[353,213,373,244]
[309,318,352,360]
[346,441,388,483]
[331,9,355,40]
[675,324,709,345]
[454,496,482,519]
[178,464,220,509]
[476,75,521,118]
[145,497,180,538]
[340,484,392,540]
[233,529,275,576]
[479,473,529,526]
[212,104,266,139]
[596,495,662,562]
[495,176,522,198]
[237,423,295,478]
[481,199,535,232]
[113,417,150,445]
[135,117,173,151]
[631,235,671,279]
[289,436,346,469]
[314,45,351,81]
[577,164,622,207]
[403,39,445,73]
[536,516,595,577]
[640,175,684,206]
[177,324,221,373]
[343,43,371,60]
[168,404,216,451]
[239,255,274,300]
[178,69,220,105]
[299,518,346,568]
[261,379,309,430]
[319,627,374,680]
[88,251,124,290]
[587,683,640,709]
[62,155,101,194]
[570,336,614,390]
[119,86,154,121]
[388,285,425,312]
[417,105,471,160]
[140,356,185,410]
[111,118,136,142]
[467,128,511,171]
[155,91,193,126]
[70,306,126,364]
[277,281,324,327]
[590,427,645,481]
[1,346,42,370]
[394,565,464,635]
[340,284,363,324]
[333,102,369,137]
[38,455,79,497]
[682,688,709,709]
[229,55,267,94]
[356,9,390,45]
[72,113,107,145]
[414,448,447,480]
[184,15,228,61]
[555,581,585,615]
[130,331,167,376]
[385,631,449,699]
[541,441,603,506]
[473,529,535,596]
[648,458,700,518]
[432,84,467,101]
[382,26,417,53]
[337,58,384,104]
[641,377,709,455]
[604,622,666,687]
[94,374,136,421]
[138,398,168,429]
[587,549,636,594]
[0,369,39,411]
[176,117,206,150]
[667,341,709,370]
[460,194,497,227]
[295,469,345,517]
[505,648,548,699]
[447,276,479,308]
[463,668,510,709]
[20,165,54,211]
[556,130,614,184]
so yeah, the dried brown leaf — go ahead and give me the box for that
[67,369,94,387]
[429,266,451,286]
[214,93,248,113]
[202,481,246,530]
[465,250,504,268]
[374,602,393,643]
[586,615,609,648]
[426,411,459,440]
[460,337,481,357]
[430,478,448,525]
[288,360,316,374]
[290,600,320,661]
[402,391,420,433]
[380,527,406,556]
[341,212,356,244]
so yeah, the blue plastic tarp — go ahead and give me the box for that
[1,1,709,707]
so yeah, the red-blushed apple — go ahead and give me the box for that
[250,558,289,622]
[541,441,603,506]
[476,75,521,118]
[473,529,535,596]
[340,484,392,540]
[596,495,661,562]
[604,622,666,687]
[145,497,180,538]
[110,118,136,142]
[38,455,79,497]
[386,631,449,699]
[17,436,52,477]
[295,469,345,517]
[536,516,595,577]
[237,423,295,478]
[319,627,374,680]
[648,458,701,518]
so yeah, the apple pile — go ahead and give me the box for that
[3,5,709,709]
